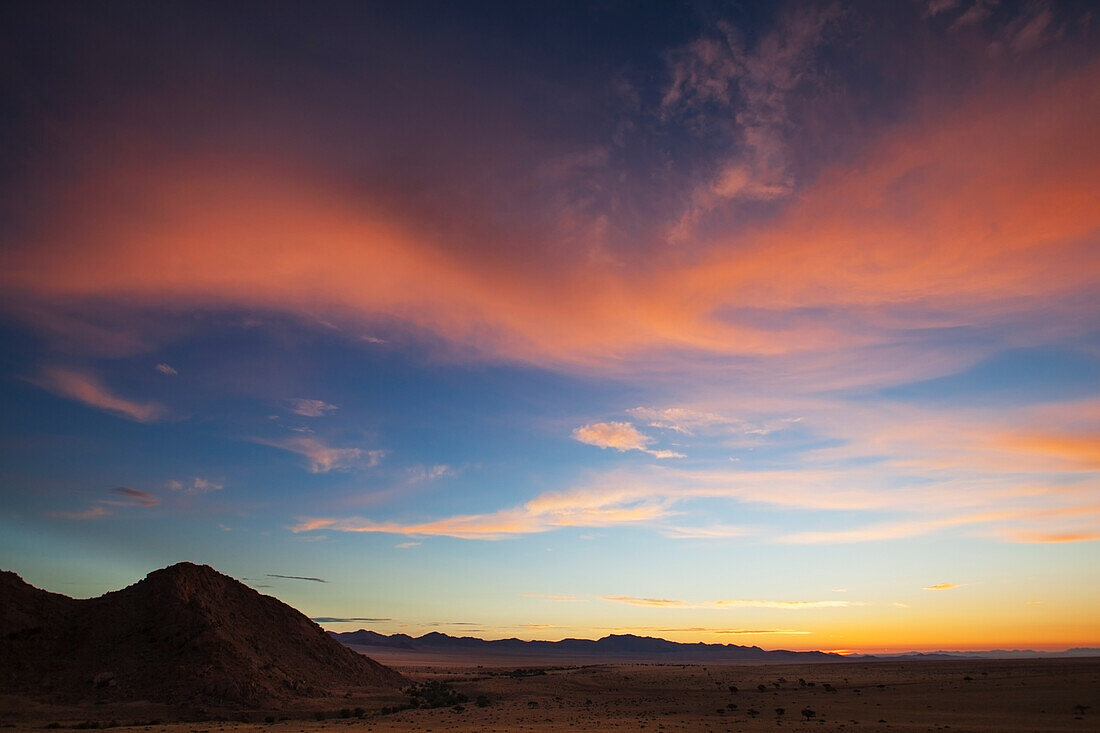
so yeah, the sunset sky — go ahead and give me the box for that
[1,0,1098,654]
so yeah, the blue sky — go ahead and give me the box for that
[1,0,1098,652]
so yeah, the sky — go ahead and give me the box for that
[0,0,1097,654]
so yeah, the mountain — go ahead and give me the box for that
[854,648,1100,660]
[0,563,404,707]
[330,629,843,662]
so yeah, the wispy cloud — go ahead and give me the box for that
[950,0,1000,30]
[572,421,684,459]
[520,593,585,602]
[407,464,456,482]
[108,486,158,507]
[166,477,223,494]
[286,398,338,417]
[47,485,160,520]
[717,625,814,629]
[661,6,839,240]
[601,595,855,610]
[659,524,752,539]
[293,485,675,540]
[32,367,163,422]
[47,506,111,521]
[295,423,1100,544]
[923,582,963,591]
[268,573,327,583]
[253,436,384,473]
[394,541,421,549]
[154,363,177,375]
[312,617,391,623]
[1003,530,1100,543]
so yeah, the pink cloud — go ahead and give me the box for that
[32,366,163,422]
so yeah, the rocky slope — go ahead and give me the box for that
[0,563,404,707]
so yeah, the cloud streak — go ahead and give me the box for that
[268,573,327,583]
[32,367,163,422]
[286,398,338,417]
[601,595,855,610]
[252,436,384,473]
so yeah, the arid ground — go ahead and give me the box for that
[2,657,1097,732]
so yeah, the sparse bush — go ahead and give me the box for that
[264,715,275,724]
[353,707,366,717]
[757,684,767,692]
[747,708,760,718]
[312,711,325,721]
[405,680,466,709]
[476,695,491,708]
[339,708,351,718]
[776,708,785,717]
[728,685,738,693]
[802,708,816,720]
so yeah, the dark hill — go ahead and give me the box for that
[0,563,404,707]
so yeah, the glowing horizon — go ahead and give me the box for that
[0,0,1097,654]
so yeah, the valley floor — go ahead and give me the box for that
[3,658,1098,732]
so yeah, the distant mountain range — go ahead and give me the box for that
[851,648,1100,660]
[329,629,1100,663]
[330,629,843,662]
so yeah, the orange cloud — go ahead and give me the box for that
[1005,530,1100,543]
[998,433,1100,470]
[31,366,163,422]
[922,583,962,591]
[292,486,675,540]
[572,421,685,459]
[1,63,1096,374]
[600,595,855,610]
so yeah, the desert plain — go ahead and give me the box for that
[3,656,1097,733]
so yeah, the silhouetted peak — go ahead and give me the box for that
[0,563,405,706]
